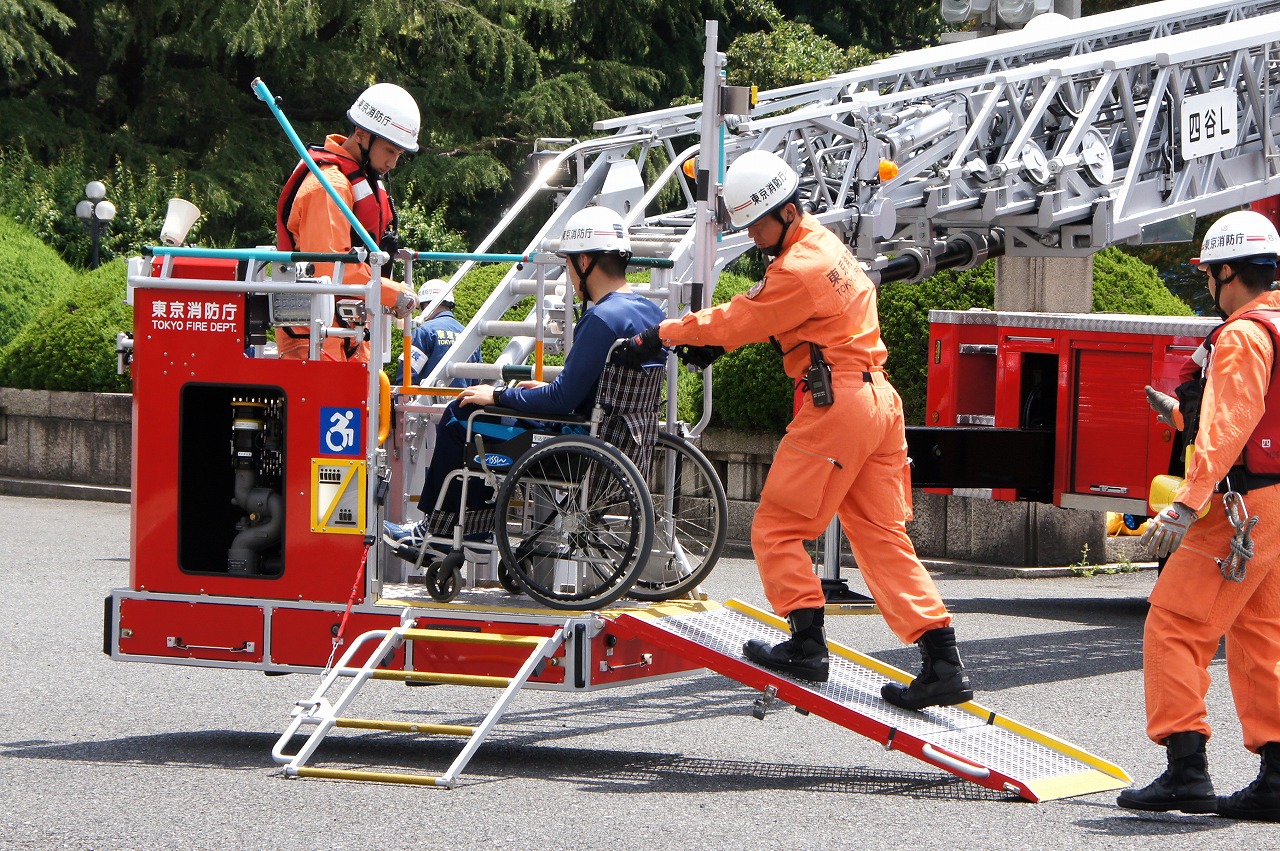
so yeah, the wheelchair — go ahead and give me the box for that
[400,356,728,611]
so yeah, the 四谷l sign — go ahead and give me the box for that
[1180,89,1237,160]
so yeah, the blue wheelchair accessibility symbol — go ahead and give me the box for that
[320,407,362,457]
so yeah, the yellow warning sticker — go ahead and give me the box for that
[311,459,367,534]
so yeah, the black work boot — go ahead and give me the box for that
[881,626,973,710]
[1116,731,1216,813]
[743,608,829,683]
[1217,742,1280,821]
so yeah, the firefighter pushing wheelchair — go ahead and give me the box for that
[389,344,728,611]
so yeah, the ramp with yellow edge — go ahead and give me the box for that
[608,599,1131,802]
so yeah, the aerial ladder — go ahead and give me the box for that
[421,0,1280,402]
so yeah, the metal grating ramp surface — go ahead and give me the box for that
[611,600,1130,802]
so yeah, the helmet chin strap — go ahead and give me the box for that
[356,134,386,181]
[1212,265,1236,320]
[570,255,600,307]
[763,206,796,256]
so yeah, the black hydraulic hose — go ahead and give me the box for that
[877,229,1006,284]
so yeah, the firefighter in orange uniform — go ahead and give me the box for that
[614,151,974,705]
[275,83,418,361]
[1122,209,1280,821]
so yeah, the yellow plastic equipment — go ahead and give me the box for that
[1148,446,1211,518]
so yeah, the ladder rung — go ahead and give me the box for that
[289,766,444,787]
[336,717,475,737]
[480,319,562,337]
[370,669,512,688]
[399,628,547,648]
[509,279,566,295]
[452,363,563,381]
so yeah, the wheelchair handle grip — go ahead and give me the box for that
[501,365,535,381]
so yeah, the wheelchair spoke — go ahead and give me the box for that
[494,435,652,610]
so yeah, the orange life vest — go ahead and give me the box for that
[275,146,395,251]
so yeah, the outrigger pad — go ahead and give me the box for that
[608,599,1131,803]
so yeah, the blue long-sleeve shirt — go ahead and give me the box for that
[501,291,665,415]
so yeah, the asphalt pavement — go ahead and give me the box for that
[1,494,1274,849]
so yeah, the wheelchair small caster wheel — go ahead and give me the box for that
[426,552,464,602]
[496,559,521,595]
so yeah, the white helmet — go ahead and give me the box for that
[348,83,420,153]
[556,206,632,257]
[417,278,449,304]
[1193,210,1280,267]
[723,150,800,229]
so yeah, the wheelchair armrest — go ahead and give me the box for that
[477,405,590,425]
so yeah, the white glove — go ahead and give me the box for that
[1145,385,1178,429]
[389,288,418,319]
[1142,501,1197,558]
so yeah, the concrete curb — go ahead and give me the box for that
[0,476,130,504]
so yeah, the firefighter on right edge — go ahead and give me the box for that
[613,150,974,709]
[1123,209,1280,821]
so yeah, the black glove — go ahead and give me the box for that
[611,326,663,369]
[674,344,725,370]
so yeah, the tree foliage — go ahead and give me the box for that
[0,0,730,258]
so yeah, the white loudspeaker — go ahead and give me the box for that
[160,198,201,246]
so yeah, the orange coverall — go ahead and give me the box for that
[280,134,408,362]
[1146,289,1280,752]
[657,213,951,642]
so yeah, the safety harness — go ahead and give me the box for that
[1175,308,1280,580]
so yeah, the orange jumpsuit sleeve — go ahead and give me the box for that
[1175,316,1274,511]
[657,266,815,350]
[287,167,407,308]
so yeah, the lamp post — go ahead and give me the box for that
[75,181,117,270]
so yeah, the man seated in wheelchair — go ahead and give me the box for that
[383,205,667,560]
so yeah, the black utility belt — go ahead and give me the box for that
[1217,466,1280,494]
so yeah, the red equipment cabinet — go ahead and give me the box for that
[917,309,1218,514]
[130,285,370,604]
[109,261,711,691]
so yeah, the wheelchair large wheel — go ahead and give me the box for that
[494,435,653,610]
[629,432,728,600]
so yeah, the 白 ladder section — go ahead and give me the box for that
[610,600,1130,802]
[271,621,567,787]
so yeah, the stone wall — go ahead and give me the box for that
[0,391,1107,564]
[0,388,131,501]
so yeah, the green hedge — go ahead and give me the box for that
[686,271,794,433]
[0,214,78,348]
[1092,248,1193,315]
[0,259,132,392]
[880,261,996,425]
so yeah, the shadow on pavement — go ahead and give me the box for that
[0,730,1009,800]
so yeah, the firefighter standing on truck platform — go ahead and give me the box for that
[275,83,418,361]
[613,150,975,707]
[1122,209,1280,822]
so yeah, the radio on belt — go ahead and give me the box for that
[807,343,833,408]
